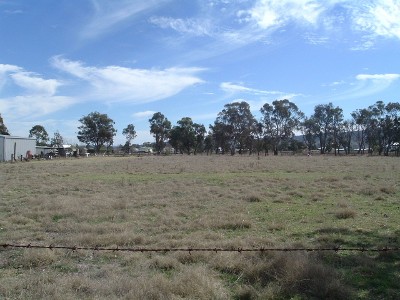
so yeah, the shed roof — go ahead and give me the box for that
[0,134,36,140]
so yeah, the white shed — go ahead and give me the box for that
[0,135,36,162]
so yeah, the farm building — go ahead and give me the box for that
[0,135,36,162]
[36,145,76,158]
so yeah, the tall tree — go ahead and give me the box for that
[175,117,195,154]
[253,122,264,156]
[193,123,206,154]
[0,114,10,135]
[168,117,205,154]
[386,102,400,152]
[51,130,64,147]
[29,125,49,146]
[379,102,400,155]
[331,105,344,155]
[77,112,116,153]
[261,99,303,155]
[352,101,400,155]
[351,108,371,154]
[311,103,342,154]
[214,101,256,155]
[204,133,214,155]
[338,120,355,154]
[122,124,137,149]
[300,117,318,152]
[149,112,171,154]
[209,121,230,154]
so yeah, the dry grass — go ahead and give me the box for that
[1,155,399,299]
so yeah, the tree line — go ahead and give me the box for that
[1,99,399,156]
[146,100,399,156]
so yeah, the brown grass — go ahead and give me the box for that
[1,155,399,299]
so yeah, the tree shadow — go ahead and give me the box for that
[303,227,400,299]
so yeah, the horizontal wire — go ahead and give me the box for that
[2,243,399,253]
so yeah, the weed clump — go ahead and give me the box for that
[244,194,261,202]
[218,251,351,299]
[335,209,357,219]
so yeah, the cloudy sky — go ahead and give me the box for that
[1,0,399,144]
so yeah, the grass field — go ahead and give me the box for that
[0,155,399,299]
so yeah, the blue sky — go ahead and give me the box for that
[1,0,400,145]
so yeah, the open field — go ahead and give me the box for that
[1,155,399,299]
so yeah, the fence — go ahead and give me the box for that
[2,243,399,253]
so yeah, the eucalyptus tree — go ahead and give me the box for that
[169,117,205,154]
[204,133,214,155]
[358,101,399,155]
[213,101,256,155]
[311,103,343,154]
[209,121,230,154]
[0,113,9,135]
[351,108,371,154]
[77,112,116,153]
[149,112,171,154]
[29,125,49,146]
[169,117,195,154]
[122,124,137,152]
[253,122,264,156]
[385,102,400,155]
[260,99,303,155]
[51,130,64,148]
[300,117,318,152]
[338,120,355,154]
[331,105,344,155]
[193,122,206,154]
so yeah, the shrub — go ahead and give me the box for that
[335,209,356,219]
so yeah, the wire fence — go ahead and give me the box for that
[2,243,400,253]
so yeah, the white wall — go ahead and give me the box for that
[0,135,36,162]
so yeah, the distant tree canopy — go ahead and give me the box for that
[169,117,206,154]
[145,99,400,155]
[0,113,10,135]
[148,99,399,156]
[29,125,49,146]
[212,101,256,155]
[122,124,137,150]
[261,99,304,155]
[149,112,171,153]
[77,112,116,153]
[51,130,64,148]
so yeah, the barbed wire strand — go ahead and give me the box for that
[1,243,399,253]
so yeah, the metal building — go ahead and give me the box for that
[0,135,36,162]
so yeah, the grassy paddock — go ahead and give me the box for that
[0,155,399,299]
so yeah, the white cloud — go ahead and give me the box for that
[0,95,75,119]
[3,9,24,14]
[220,82,254,93]
[238,0,400,51]
[81,0,170,39]
[352,0,400,40]
[0,64,71,120]
[331,73,400,100]
[132,111,156,118]
[149,17,213,36]
[220,82,298,98]
[219,82,300,113]
[10,72,62,96]
[0,64,63,96]
[51,56,205,104]
[354,73,400,94]
[0,64,21,74]
[243,0,325,29]
[356,73,400,81]
[0,64,21,89]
